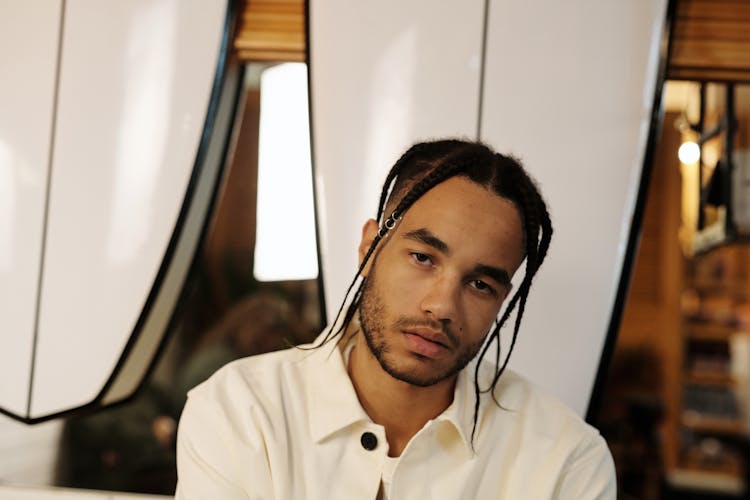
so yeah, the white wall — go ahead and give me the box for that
[0,414,62,485]
[0,485,168,500]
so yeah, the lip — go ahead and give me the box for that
[403,331,449,358]
[403,326,453,349]
[403,327,452,349]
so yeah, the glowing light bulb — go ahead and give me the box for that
[678,141,700,164]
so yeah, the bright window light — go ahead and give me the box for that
[254,63,319,282]
[678,141,700,164]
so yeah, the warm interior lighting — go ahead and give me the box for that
[678,141,701,164]
[254,63,319,282]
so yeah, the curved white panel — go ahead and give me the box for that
[480,0,667,414]
[0,1,62,417]
[310,0,485,317]
[102,58,241,407]
[30,0,228,417]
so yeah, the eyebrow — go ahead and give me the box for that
[402,228,512,288]
[474,265,511,288]
[402,228,449,254]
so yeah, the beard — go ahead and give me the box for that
[358,261,486,387]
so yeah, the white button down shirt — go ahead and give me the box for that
[176,335,616,499]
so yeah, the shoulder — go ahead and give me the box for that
[181,344,320,436]
[474,364,615,495]
[177,346,314,460]
[187,346,309,413]
[176,348,309,498]
[479,363,609,457]
[479,364,595,440]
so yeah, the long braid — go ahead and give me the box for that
[469,156,553,445]
[313,232,383,347]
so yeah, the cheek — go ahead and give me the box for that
[463,302,502,336]
[379,256,426,296]
[368,261,417,312]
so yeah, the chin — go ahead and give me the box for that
[381,355,456,388]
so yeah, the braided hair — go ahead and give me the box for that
[317,139,553,446]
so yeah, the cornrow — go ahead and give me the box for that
[375,140,468,223]
[315,139,553,450]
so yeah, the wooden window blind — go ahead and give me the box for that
[234,0,305,63]
[669,0,750,82]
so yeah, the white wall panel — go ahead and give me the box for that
[0,414,62,484]
[310,0,485,318]
[0,1,62,416]
[481,0,666,415]
[0,485,169,499]
[30,0,227,417]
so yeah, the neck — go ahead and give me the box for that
[344,326,457,457]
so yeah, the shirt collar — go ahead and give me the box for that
[301,330,479,456]
[435,361,478,457]
[302,331,371,443]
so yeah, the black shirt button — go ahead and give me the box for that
[360,431,378,451]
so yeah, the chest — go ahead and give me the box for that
[250,419,567,500]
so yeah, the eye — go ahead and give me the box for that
[410,252,433,266]
[468,279,497,296]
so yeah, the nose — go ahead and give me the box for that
[419,275,459,323]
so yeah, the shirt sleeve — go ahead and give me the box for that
[553,432,617,500]
[175,387,273,500]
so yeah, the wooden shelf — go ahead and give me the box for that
[687,370,736,386]
[668,437,747,496]
[686,322,740,340]
[692,280,750,296]
[682,412,747,437]
[667,467,745,496]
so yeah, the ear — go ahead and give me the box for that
[358,219,379,276]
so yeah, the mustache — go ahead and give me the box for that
[393,317,459,347]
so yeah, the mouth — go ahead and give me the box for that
[402,328,452,358]
[404,327,451,347]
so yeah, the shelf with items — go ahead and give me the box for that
[681,288,750,330]
[682,413,747,437]
[685,322,740,341]
[672,244,750,496]
[691,280,750,299]
[686,371,736,387]
[682,382,744,433]
[685,336,735,386]
[668,434,746,497]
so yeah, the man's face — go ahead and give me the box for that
[357,176,525,387]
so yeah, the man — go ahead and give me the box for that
[176,140,616,499]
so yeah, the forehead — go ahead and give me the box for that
[395,177,525,270]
